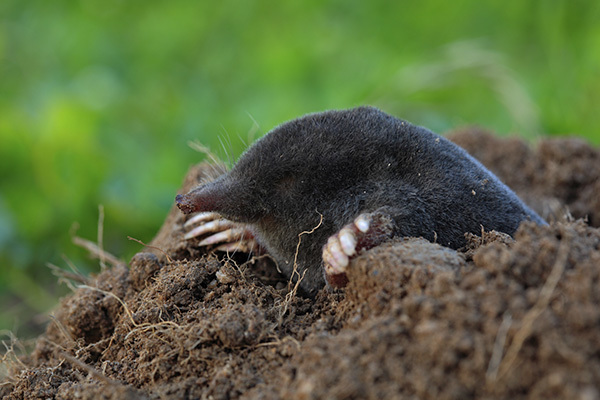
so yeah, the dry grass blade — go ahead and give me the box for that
[47,262,90,285]
[0,330,28,379]
[73,236,124,267]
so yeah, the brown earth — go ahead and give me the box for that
[2,129,600,400]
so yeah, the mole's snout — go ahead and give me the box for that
[176,193,196,214]
[175,182,227,215]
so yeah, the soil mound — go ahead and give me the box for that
[2,130,599,399]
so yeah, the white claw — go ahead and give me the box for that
[184,219,236,240]
[355,214,370,233]
[339,228,357,256]
[184,212,221,228]
[322,250,336,273]
[197,228,246,246]
[327,238,349,271]
[183,213,258,255]
[215,240,256,254]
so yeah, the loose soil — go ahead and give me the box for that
[2,129,600,400]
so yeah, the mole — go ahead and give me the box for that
[176,106,546,297]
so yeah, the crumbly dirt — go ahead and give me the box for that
[2,130,600,400]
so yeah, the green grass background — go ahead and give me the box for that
[1,0,599,338]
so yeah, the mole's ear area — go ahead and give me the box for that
[175,179,228,215]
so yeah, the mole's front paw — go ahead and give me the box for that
[322,211,395,288]
[183,212,260,254]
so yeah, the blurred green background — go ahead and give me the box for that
[1,0,599,339]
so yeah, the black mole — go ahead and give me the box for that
[176,106,546,297]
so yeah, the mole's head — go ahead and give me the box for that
[174,142,319,226]
[176,107,402,228]
[175,171,268,223]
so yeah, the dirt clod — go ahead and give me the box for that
[2,131,600,399]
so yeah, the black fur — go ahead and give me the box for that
[178,107,545,297]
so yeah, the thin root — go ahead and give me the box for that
[277,211,323,326]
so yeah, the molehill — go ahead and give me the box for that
[2,129,600,400]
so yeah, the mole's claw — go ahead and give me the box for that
[322,210,395,289]
[197,227,246,246]
[215,238,260,254]
[354,214,370,233]
[181,211,260,256]
[338,227,357,256]
[184,212,222,228]
[323,236,349,271]
[184,219,237,240]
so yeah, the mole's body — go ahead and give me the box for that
[176,107,545,297]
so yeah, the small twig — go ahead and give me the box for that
[72,236,124,267]
[47,262,89,285]
[61,254,85,276]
